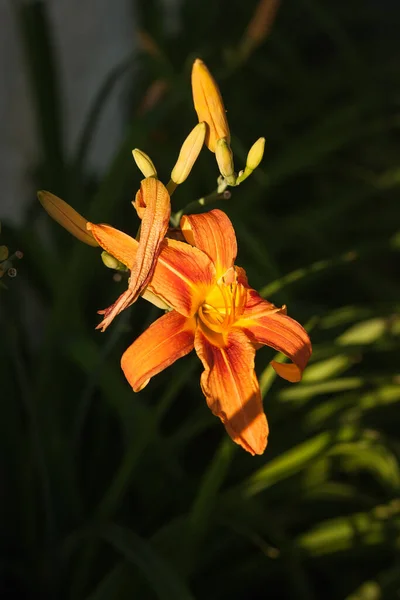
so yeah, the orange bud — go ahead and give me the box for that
[191,59,230,152]
[37,191,98,247]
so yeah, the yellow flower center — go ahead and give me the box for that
[198,268,247,334]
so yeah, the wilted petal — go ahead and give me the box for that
[148,238,215,317]
[121,311,195,391]
[195,327,268,455]
[130,177,171,294]
[96,178,171,330]
[238,292,312,382]
[38,191,98,247]
[191,59,230,152]
[181,209,237,278]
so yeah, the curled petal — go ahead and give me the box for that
[97,178,171,330]
[38,191,98,247]
[191,59,230,152]
[238,292,312,382]
[181,209,237,278]
[195,328,268,455]
[148,238,215,317]
[121,311,195,391]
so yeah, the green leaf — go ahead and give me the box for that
[297,502,400,556]
[337,318,387,346]
[99,524,196,600]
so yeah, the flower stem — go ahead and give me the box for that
[170,181,231,227]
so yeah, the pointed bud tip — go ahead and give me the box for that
[132,148,157,178]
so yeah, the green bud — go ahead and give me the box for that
[246,137,265,170]
[132,149,157,178]
[170,122,206,185]
[101,251,127,271]
[215,138,236,185]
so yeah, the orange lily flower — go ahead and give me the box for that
[89,208,311,455]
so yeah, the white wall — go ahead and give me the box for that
[0,0,135,224]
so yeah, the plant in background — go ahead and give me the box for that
[0,222,23,289]
[39,59,311,455]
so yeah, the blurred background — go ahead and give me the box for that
[1,0,400,598]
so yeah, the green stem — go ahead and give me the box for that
[171,183,231,227]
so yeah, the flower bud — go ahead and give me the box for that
[236,137,266,185]
[37,191,99,247]
[246,137,265,170]
[170,122,206,185]
[101,251,127,271]
[191,59,230,152]
[132,149,157,178]
[215,138,236,185]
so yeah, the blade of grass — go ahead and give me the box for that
[13,0,65,190]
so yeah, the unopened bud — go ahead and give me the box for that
[37,191,99,247]
[236,137,266,185]
[15,251,23,260]
[170,122,206,185]
[101,251,127,272]
[215,138,236,185]
[191,59,230,152]
[246,137,265,170]
[132,149,157,178]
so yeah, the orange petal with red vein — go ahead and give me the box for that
[121,311,196,392]
[148,237,215,317]
[180,209,237,278]
[87,223,138,267]
[195,327,268,455]
[238,295,312,382]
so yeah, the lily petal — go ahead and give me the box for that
[148,238,215,317]
[238,293,312,382]
[121,311,195,391]
[195,327,268,455]
[181,209,237,278]
[95,178,171,331]
[87,223,138,267]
